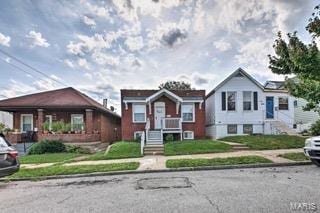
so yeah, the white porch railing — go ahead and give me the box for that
[140,131,145,155]
[161,118,182,130]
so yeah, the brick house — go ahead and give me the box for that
[0,87,121,144]
[121,89,205,145]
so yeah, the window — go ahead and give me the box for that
[227,124,237,134]
[293,100,298,107]
[133,104,146,122]
[227,92,236,111]
[21,114,33,132]
[279,97,289,110]
[134,131,143,141]
[182,104,194,122]
[243,91,252,110]
[45,115,52,131]
[243,124,253,134]
[183,131,194,140]
[71,114,84,131]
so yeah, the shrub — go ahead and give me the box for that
[28,139,66,155]
[310,119,320,136]
[65,144,91,154]
[0,123,5,133]
[42,121,50,132]
[51,121,65,133]
[165,134,174,142]
[63,123,71,133]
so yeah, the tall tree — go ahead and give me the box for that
[268,5,320,112]
[158,81,193,90]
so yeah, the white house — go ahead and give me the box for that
[205,68,317,139]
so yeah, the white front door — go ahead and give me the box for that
[154,102,165,129]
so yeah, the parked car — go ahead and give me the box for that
[0,133,19,177]
[304,136,320,167]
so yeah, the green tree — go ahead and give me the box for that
[159,81,193,90]
[268,5,320,112]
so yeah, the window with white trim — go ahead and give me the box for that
[182,104,194,122]
[21,114,33,132]
[278,97,289,110]
[227,124,237,134]
[227,92,236,111]
[243,124,253,134]
[71,114,84,131]
[183,131,194,140]
[134,131,143,141]
[243,91,252,110]
[132,104,146,122]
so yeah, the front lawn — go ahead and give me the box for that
[279,152,309,161]
[164,140,231,156]
[19,153,85,164]
[8,162,140,179]
[221,135,305,150]
[84,141,142,161]
[166,156,272,168]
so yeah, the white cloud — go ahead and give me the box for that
[67,33,112,55]
[92,51,119,66]
[26,31,50,48]
[64,59,75,68]
[213,39,232,51]
[0,32,11,47]
[77,58,90,70]
[125,36,144,51]
[83,16,96,27]
[84,1,112,19]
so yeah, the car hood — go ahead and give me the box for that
[308,136,320,141]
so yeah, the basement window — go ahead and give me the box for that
[227,124,237,134]
[183,131,194,140]
[134,131,143,141]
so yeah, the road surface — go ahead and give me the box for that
[0,165,319,213]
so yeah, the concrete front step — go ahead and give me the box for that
[144,145,164,155]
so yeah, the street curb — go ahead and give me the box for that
[1,161,312,182]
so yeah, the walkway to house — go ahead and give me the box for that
[21,148,304,170]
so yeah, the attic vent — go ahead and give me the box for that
[235,72,244,77]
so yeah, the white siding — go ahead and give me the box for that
[265,92,295,127]
[214,75,264,128]
[294,98,319,132]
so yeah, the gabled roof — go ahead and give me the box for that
[146,89,183,103]
[121,89,205,103]
[206,68,264,98]
[0,87,120,118]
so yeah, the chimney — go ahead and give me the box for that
[103,99,108,108]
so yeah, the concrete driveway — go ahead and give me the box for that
[0,165,319,213]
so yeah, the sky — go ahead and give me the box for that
[0,0,318,113]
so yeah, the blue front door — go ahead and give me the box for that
[266,97,274,119]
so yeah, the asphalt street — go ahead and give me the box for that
[0,165,319,213]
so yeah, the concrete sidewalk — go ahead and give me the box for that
[21,148,304,170]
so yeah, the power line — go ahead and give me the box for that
[0,48,68,87]
[0,57,40,79]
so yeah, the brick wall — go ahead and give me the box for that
[121,90,206,141]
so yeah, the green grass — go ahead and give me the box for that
[84,141,142,161]
[19,153,85,164]
[221,135,305,150]
[166,156,272,168]
[164,140,231,156]
[8,162,140,179]
[279,152,309,161]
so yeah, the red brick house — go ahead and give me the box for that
[0,87,121,144]
[121,89,205,144]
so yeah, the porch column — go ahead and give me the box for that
[37,109,44,133]
[85,109,93,134]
